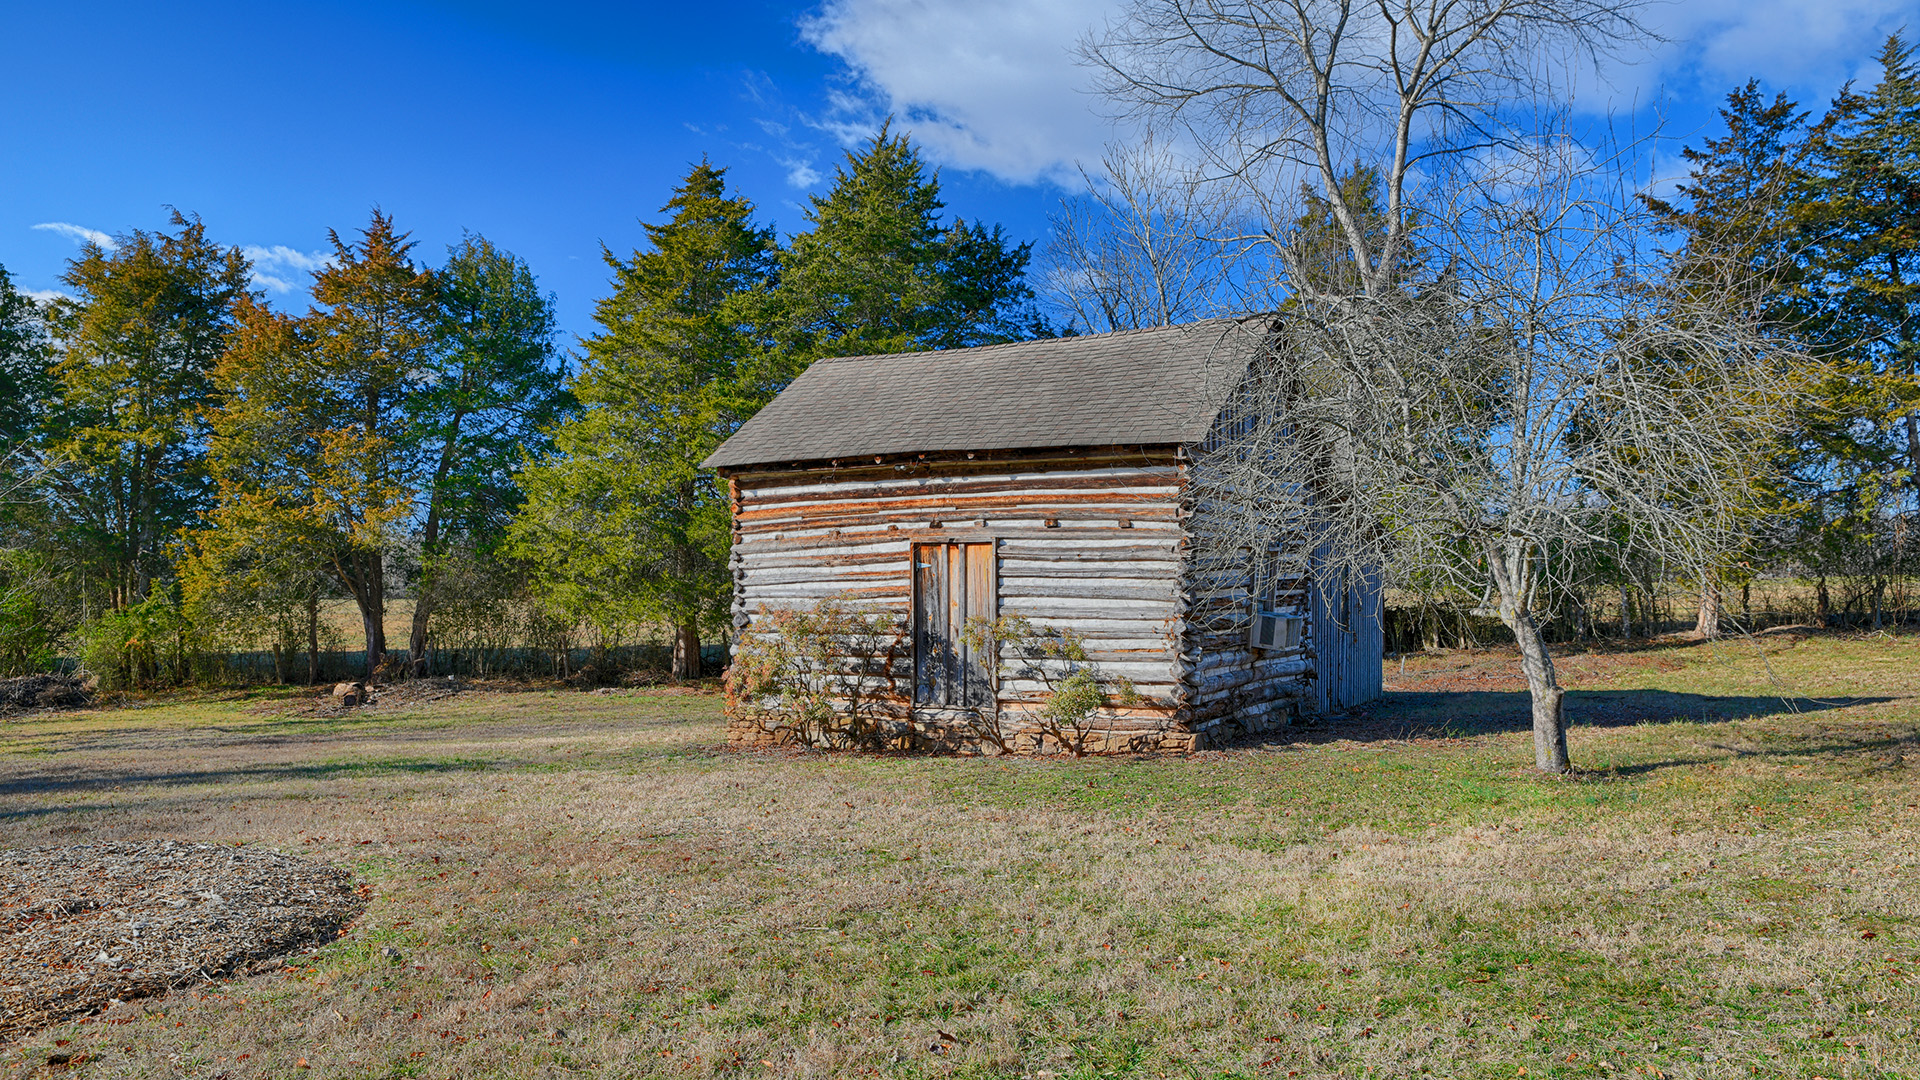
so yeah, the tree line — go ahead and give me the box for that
[0,128,1042,686]
[1,26,1916,701]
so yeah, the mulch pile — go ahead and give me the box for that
[0,842,366,1042]
[0,675,90,717]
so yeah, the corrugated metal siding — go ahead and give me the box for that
[1305,557,1385,715]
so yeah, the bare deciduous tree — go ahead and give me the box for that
[1088,1,1801,772]
[1044,130,1237,331]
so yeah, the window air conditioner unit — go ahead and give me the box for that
[1250,612,1301,651]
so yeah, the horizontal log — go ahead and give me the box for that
[737,506,1182,533]
[998,582,1177,602]
[739,567,907,587]
[993,699,1179,719]
[734,534,915,555]
[741,523,1175,546]
[737,548,908,569]
[1002,596,1179,617]
[1013,616,1178,636]
[998,561,1179,578]
[737,598,912,615]
[742,476,1185,507]
[728,454,1183,486]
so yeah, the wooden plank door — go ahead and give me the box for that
[913,542,995,708]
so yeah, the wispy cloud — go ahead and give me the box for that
[23,288,70,305]
[777,156,823,188]
[32,222,117,250]
[242,244,333,293]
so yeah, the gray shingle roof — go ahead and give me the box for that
[703,317,1269,469]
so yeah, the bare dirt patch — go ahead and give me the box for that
[0,841,365,1043]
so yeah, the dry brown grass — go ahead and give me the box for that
[0,633,1915,1079]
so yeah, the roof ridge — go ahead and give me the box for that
[808,314,1270,366]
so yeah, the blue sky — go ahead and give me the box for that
[6,0,1919,346]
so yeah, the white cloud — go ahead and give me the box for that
[797,0,1920,190]
[23,288,70,304]
[778,156,823,188]
[1648,0,1917,99]
[799,0,1118,185]
[242,245,333,293]
[32,222,117,250]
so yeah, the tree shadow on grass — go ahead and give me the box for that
[1262,688,1896,747]
[0,756,514,808]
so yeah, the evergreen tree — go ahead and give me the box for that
[205,212,436,675]
[1801,35,1920,497]
[402,235,570,672]
[510,162,777,679]
[40,212,252,610]
[777,124,1044,359]
[0,263,52,459]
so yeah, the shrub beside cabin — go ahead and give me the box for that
[704,318,1383,752]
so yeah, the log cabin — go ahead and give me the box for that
[703,317,1383,753]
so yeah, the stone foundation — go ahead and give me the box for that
[726,710,1203,755]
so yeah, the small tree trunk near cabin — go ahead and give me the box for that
[1488,547,1569,773]
[1696,580,1721,640]
[1816,573,1831,629]
[1742,581,1751,620]
[1620,584,1632,639]
[271,644,286,685]
[1510,610,1570,772]
[672,621,701,681]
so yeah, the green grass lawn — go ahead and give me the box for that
[1,631,1915,1079]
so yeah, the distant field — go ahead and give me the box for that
[1,631,1915,1079]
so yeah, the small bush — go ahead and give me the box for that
[726,598,905,749]
[77,591,191,691]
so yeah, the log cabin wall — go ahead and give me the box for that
[1179,407,1317,741]
[723,446,1199,753]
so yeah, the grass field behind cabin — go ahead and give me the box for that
[1,631,1915,1079]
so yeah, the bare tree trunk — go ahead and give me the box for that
[406,608,431,679]
[1487,547,1570,773]
[1504,605,1570,772]
[306,595,320,686]
[672,621,701,682]
[1695,579,1721,640]
[1816,572,1831,628]
[354,551,386,679]
[408,419,464,678]
[1620,584,1632,639]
